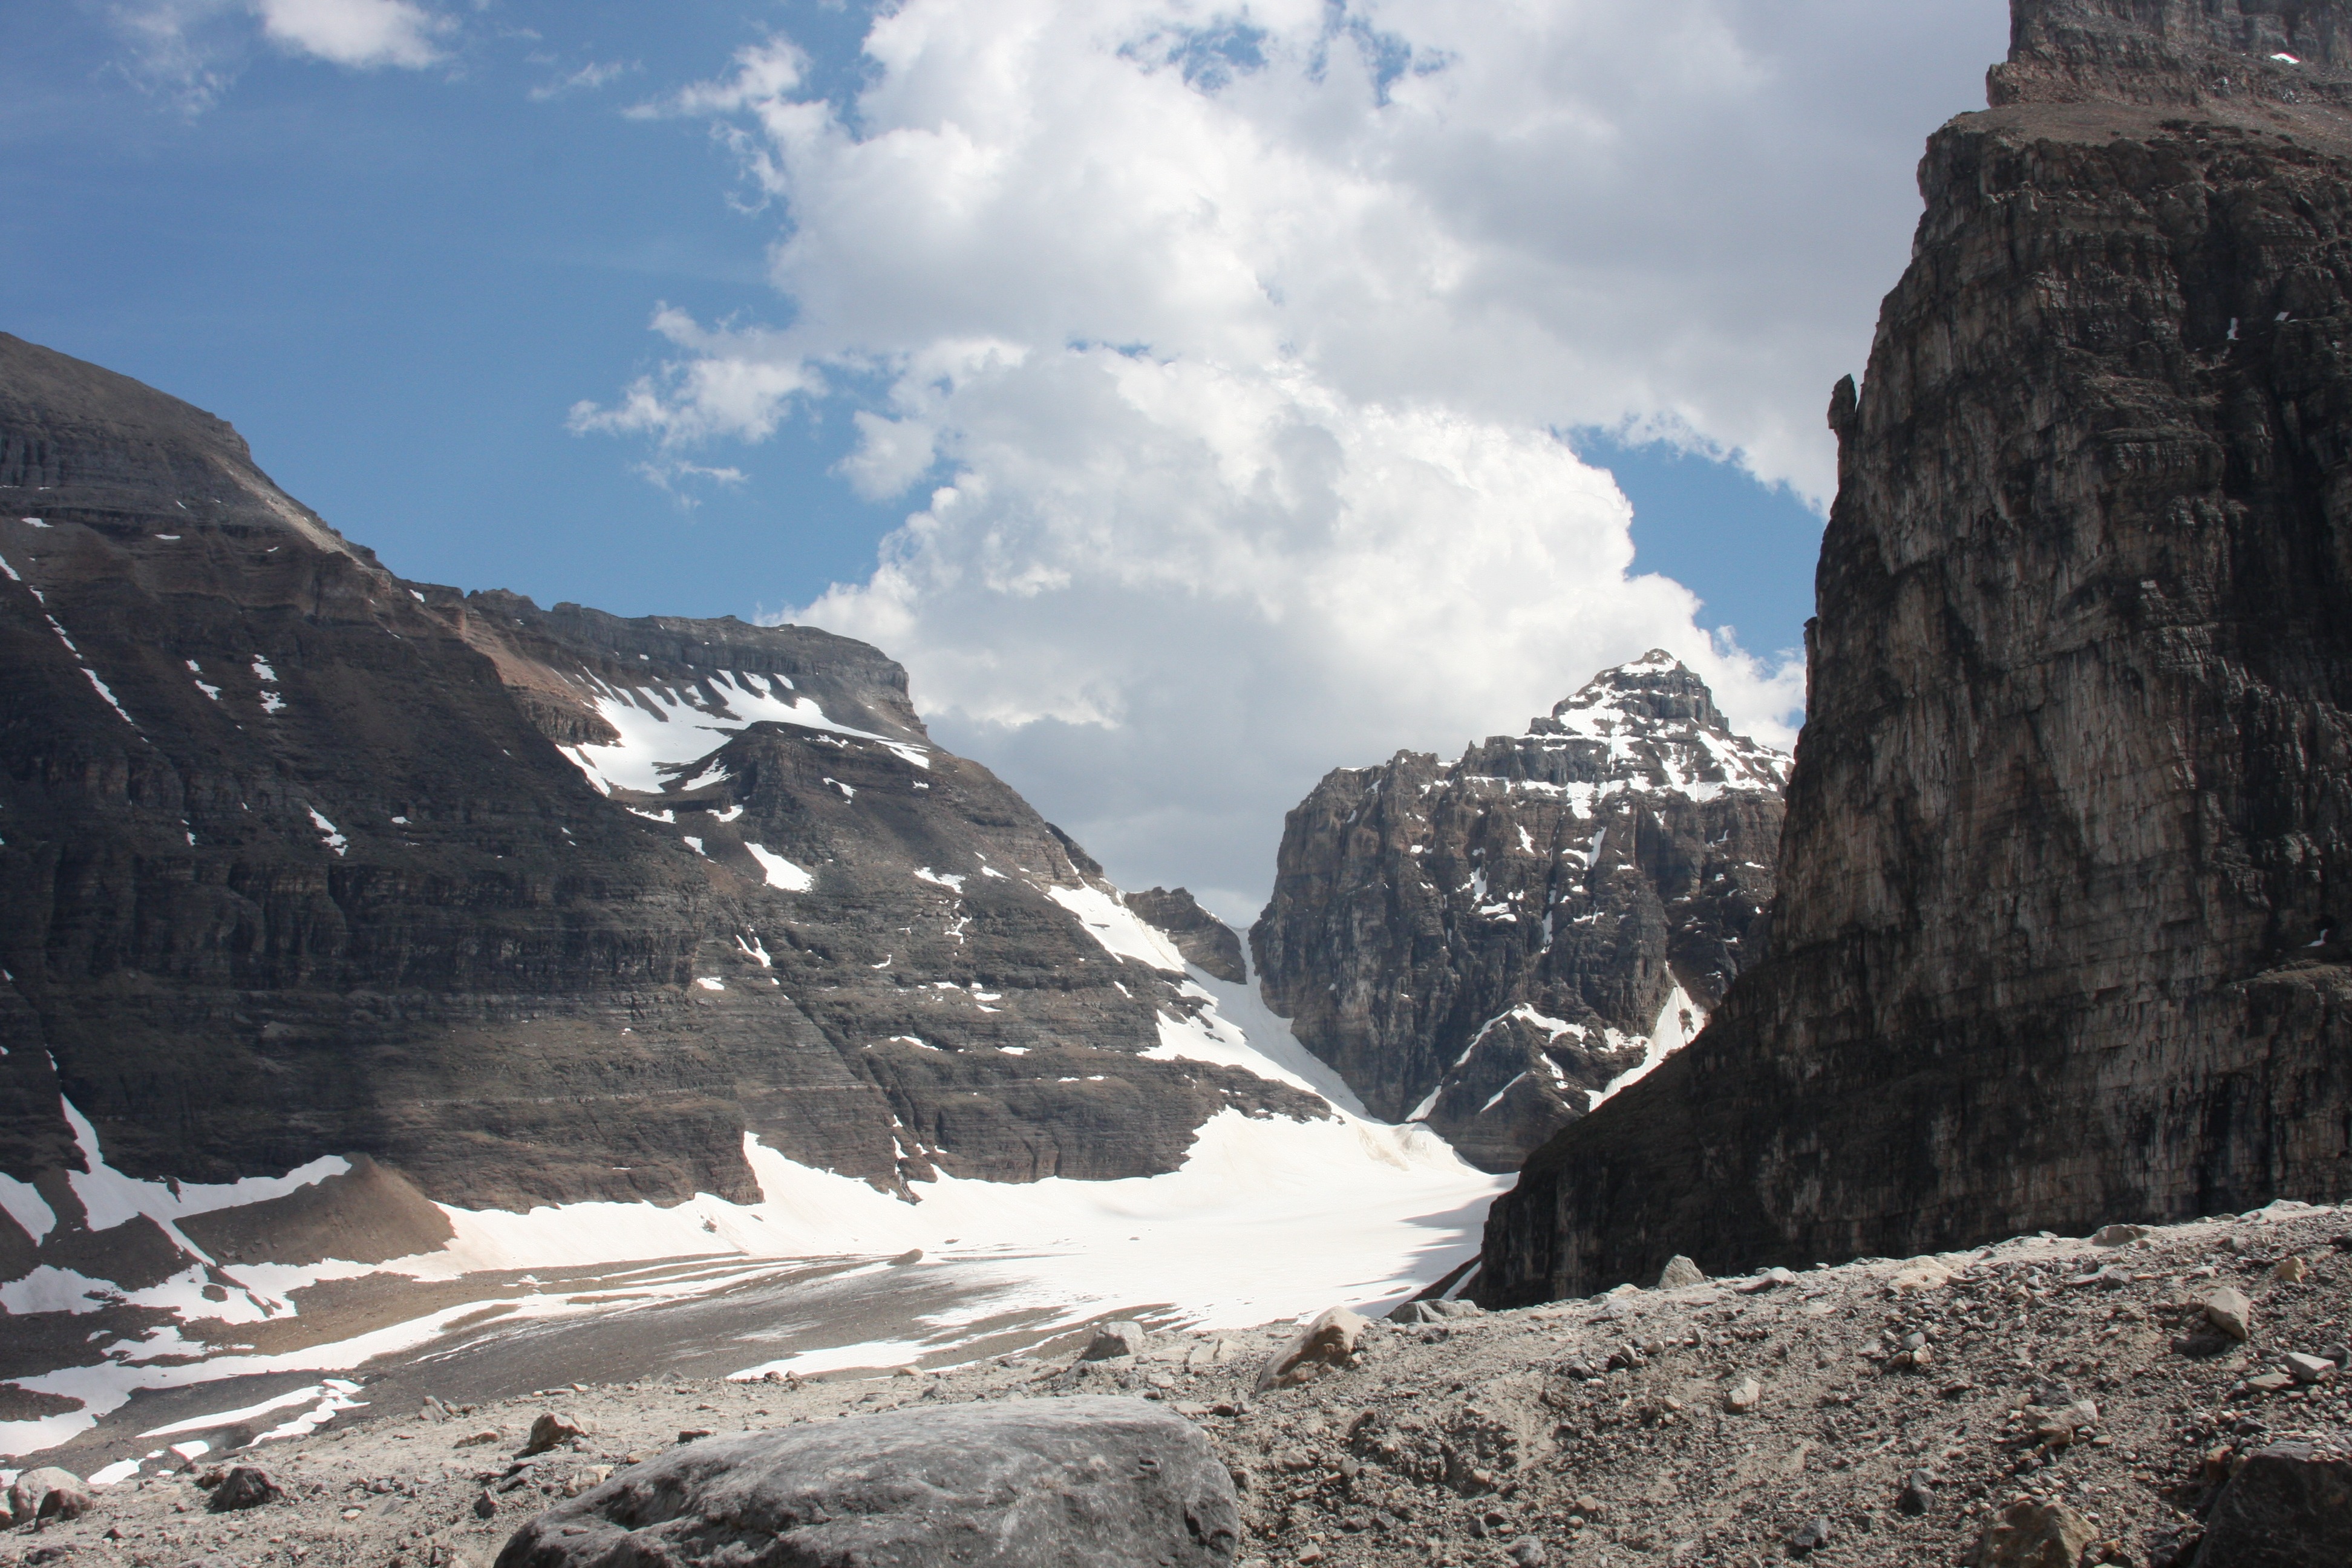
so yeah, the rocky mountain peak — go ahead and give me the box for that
[1529,652,1788,797]
[1253,658,1788,1172]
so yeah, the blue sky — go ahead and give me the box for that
[8,1,903,617]
[7,0,2003,912]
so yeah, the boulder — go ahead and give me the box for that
[1386,1299,1481,1324]
[2203,1287,2254,1342]
[1723,1377,1762,1414]
[2285,1353,2338,1385]
[1966,1500,2095,1568]
[520,1413,587,1457]
[2194,1440,2352,1567]
[1655,1255,1705,1290]
[6,1469,93,1527]
[207,1468,280,1513]
[1079,1322,1146,1362]
[1255,1307,1368,1391]
[492,1395,1239,1568]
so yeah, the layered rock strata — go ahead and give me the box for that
[1481,0,2352,1302]
[1253,656,1786,1171]
[0,334,1315,1364]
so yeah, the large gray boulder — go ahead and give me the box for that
[493,1396,1238,1568]
[2195,1440,2352,1567]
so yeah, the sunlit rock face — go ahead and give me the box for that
[1480,0,2352,1303]
[0,331,1330,1376]
[1252,656,1786,1172]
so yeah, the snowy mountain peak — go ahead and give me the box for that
[1514,652,1789,799]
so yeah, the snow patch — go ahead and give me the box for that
[1044,885,1187,972]
[557,670,927,795]
[1587,982,1706,1111]
[304,806,347,857]
[744,843,814,891]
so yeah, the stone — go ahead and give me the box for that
[472,1492,497,1521]
[1723,1377,1762,1414]
[1255,1307,1368,1392]
[2244,1372,2294,1395]
[1655,1255,1705,1290]
[1734,1267,1794,1295]
[454,1431,500,1448]
[1252,656,1786,1173]
[495,1395,1238,1568]
[1387,1300,1445,1324]
[1506,1539,1546,1568]
[2274,1255,2309,1282]
[1897,1468,1936,1515]
[1786,1517,1832,1554]
[1967,1500,2096,1568]
[1476,0,2352,1304]
[520,1413,586,1456]
[2203,1289,2255,1343]
[2090,1224,2151,1247]
[206,1469,279,1514]
[2285,1353,2338,1385]
[7,1471,93,1527]
[2195,1440,2352,1567]
[1080,1321,1147,1362]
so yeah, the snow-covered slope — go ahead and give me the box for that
[0,957,1502,1461]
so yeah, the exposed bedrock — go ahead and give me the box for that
[1253,657,1786,1172]
[0,333,1316,1325]
[1480,1,2352,1304]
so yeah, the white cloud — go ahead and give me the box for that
[252,0,448,67]
[575,0,2005,911]
[97,0,451,103]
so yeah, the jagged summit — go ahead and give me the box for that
[1518,652,1788,797]
[1253,658,1786,1172]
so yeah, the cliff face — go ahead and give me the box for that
[1252,657,1786,1171]
[1480,1,2352,1302]
[0,334,1317,1325]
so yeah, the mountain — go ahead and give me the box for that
[1251,656,1787,1171]
[1480,0,2352,1303]
[0,333,1405,1399]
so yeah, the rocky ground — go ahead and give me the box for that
[4,1200,2347,1567]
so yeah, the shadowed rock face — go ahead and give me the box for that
[1479,1,2352,1304]
[1252,656,1786,1172]
[0,334,1318,1312]
[1128,887,1247,983]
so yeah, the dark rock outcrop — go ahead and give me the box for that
[1128,887,1247,982]
[494,1397,1241,1568]
[2194,1440,2352,1567]
[1252,656,1785,1171]
[1480,1,2352,1302]
[0,334,1321,1355]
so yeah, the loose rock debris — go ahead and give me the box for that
[2,1201,2348,1567]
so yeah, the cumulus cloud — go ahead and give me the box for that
[251,0,448,68]
[575,0,2005,913]
[96,0,451,105]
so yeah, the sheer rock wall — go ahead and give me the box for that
[1481,2,2352,1302]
